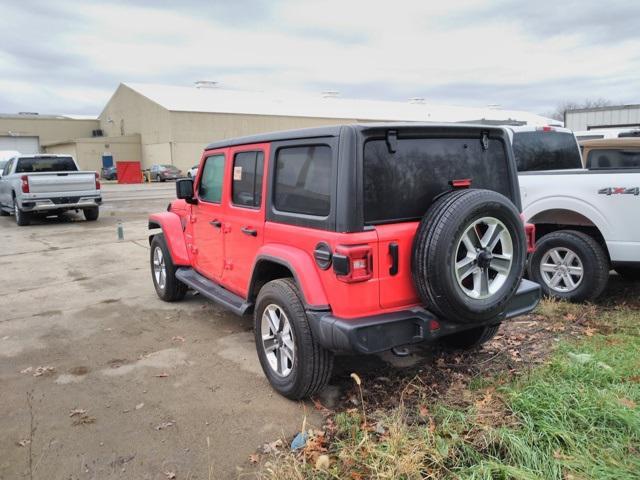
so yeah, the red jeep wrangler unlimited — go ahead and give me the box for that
[148,124,540,399]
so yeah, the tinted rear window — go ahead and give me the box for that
[274,145,331,216]
[587,149,640,170]
[363,137,512,224]
[15,157,77,173]
[512,131,582,171]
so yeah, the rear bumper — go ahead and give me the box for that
[307,279,541,354]
[21,196,101,212]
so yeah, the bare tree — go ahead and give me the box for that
[544,98,613,122]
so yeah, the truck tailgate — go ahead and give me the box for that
[27,172,96,193]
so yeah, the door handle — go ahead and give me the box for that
[241,226,257,237]
[389,242,399,276]
[209,219,222,228]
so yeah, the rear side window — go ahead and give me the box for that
[274,145,331,216]
[15,156,77,173]
[232,151,264,207]
[363,137,512,224]
[198,154,225,203]
[512,131,582,171]
[587,149,640,170]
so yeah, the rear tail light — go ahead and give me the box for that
[95,172,101,190]
[333,245,373,283]
[21,175,29,193]
[525,223,536,253]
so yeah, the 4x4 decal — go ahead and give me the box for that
[598,187,639,196]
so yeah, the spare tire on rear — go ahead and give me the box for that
[412,189,526,324]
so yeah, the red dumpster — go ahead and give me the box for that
[116,161,142,184]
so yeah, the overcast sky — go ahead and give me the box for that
[1,0,638,116]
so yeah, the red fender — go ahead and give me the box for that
[251,244,329,309]
[148,212,190,265]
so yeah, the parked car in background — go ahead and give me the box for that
[101,165,118,180]
[580,138,640,170]
[150,164,182,182]
[0,154,101,226]
[506,125,640,301]
[574,128,640,142]
[148,124,540,399]
[187,164,198,178]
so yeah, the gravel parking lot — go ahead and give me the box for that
[0,183,319,479]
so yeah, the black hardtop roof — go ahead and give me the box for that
[204,122,508,150]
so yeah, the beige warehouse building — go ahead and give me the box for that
[2,82,559,172]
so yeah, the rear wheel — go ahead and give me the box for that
[83,207,99,221]
[150,234,187,302]
[528,230,609,302]
[254,278,333,399]
[14,199,30,226]
[440,324,500,350]
[412,189,526,324]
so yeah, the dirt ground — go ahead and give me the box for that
[0,183,321,480]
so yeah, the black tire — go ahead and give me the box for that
[615,266,640,282]
[83,207,99,221]
[528,230,609,302]
[412,189,526,324]
[254,278,333,400]
[13,196,30,226]
[150,234,187,302]
[440,324,500,350]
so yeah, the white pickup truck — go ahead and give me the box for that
[507,125,640,301]
[0,154,101,226]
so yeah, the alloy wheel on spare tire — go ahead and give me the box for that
[412,189,526,324]
[254,278,333,399]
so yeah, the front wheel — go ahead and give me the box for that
[528,230,609,302]
[254,279,333,399]
[150,234,187,302]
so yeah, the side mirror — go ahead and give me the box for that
[176,178,197,204]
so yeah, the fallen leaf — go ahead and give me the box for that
[584,328,596,337]
[164,472,176,479]
[418,405,429,417]
[261,438,283,454]
[69,408,87,417]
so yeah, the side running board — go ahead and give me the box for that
[175,268,252,316]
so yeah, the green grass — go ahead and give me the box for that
[260,330,640,480]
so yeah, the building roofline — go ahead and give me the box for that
[566,104,640,114]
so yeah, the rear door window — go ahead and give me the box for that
[273,145,331,216]
[232,151,264,207]
[15,156,77,173]
[587,149,640,170]
[363,137,512,224]
[512,131,582,171]
[198,154,225,203]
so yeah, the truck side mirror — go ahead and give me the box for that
[176,178,197,204]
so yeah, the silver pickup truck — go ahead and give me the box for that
[0,154,101,226]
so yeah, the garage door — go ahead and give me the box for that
[0,136,39,154]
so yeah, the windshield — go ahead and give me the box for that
[15,156,78,173]
[512,131,582,171]
[587,149,640,170]
[363,136,513,224]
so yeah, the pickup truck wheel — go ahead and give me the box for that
[83,207,99,221]
[14,202,30,226]
[150,234,187,302]
[528,230,609,302]
[615,267,640,282]
[412,189,526,324]
[440,324,500,350]
[254,278,333,400]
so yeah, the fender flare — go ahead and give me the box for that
[148,212,190,265]
[249,244,329,309]
[522,196,612,239]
